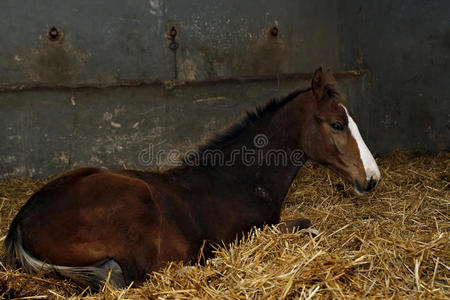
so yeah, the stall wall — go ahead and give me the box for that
[0,0,448,178]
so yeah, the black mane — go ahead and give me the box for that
[183,87,316,165]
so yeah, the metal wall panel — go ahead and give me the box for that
[337,0,450,153]
[0,0,448,178]
[0,0,339,85]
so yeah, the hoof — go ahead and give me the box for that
[277,218,312,233]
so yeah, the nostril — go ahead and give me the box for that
[367,177,377,191]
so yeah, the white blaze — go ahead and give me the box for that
[341,105,381,181]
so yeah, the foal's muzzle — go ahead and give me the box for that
[355,177,378,194]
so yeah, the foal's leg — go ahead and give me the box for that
[83,173,164,287]
[277,218,312,233]
[116,246,160,286]
[113,196,162,286]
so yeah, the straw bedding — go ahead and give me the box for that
[0,151,448,299]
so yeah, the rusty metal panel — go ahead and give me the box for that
[337,0,450,153]
[0,1,172,85]
[0,0,339,87]
[165,1,339,80]
[0,0,448,178]
[0,78,312,177]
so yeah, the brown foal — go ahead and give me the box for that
[5,67,380,289]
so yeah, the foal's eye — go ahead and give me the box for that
[330,122,344,131]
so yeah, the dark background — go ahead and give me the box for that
[0,0,448,178]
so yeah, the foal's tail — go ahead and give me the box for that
[4,226,125,289]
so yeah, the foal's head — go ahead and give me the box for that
[300,67,381,195]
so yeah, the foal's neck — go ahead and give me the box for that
[248,97,308,203]
[185,90,310,206]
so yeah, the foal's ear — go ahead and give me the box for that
[312,67,325,100]
[312,67,336,100]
